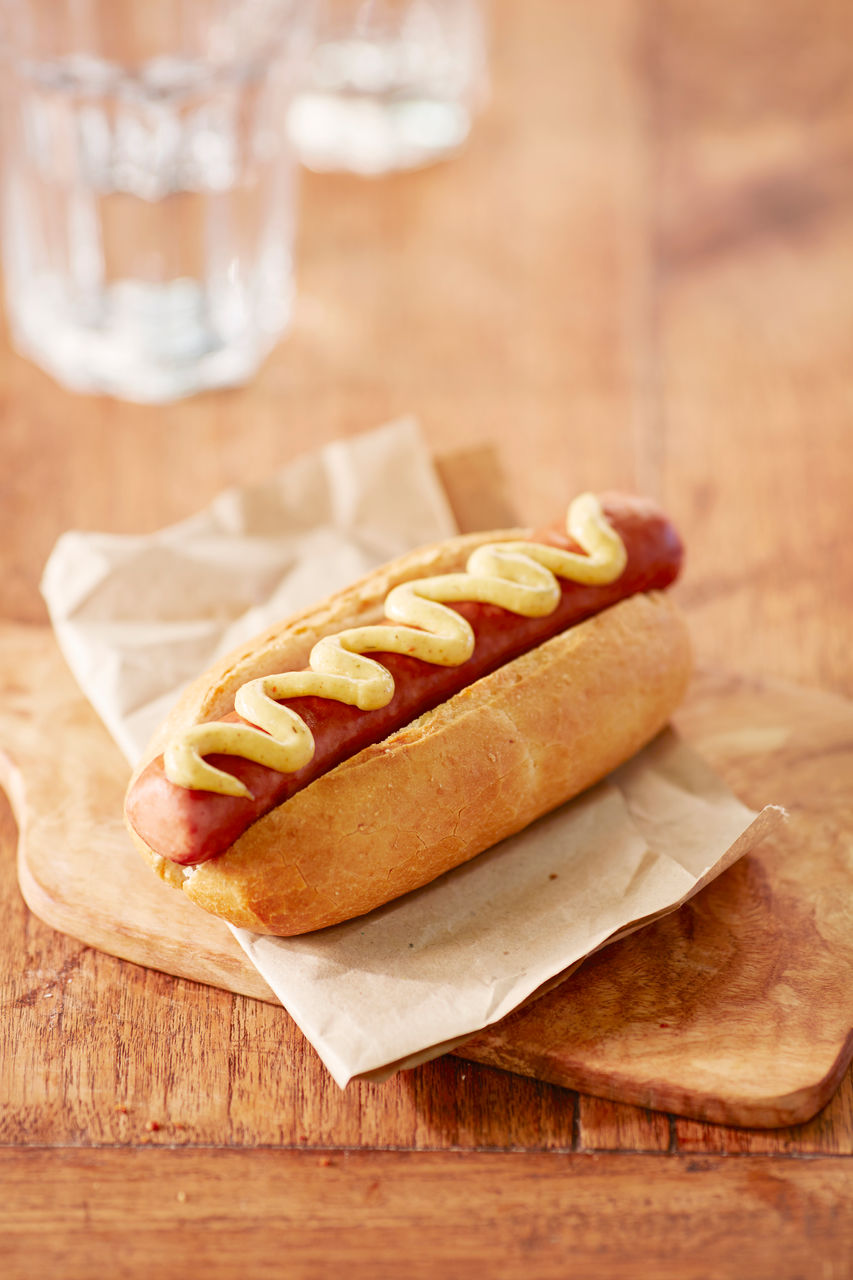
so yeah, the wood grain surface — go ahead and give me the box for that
[2,0,853,1275]
[2,1149,851,1280]
[4,621,851,1127]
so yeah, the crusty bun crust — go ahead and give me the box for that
[126,585,692,936]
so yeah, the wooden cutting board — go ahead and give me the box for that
[2,622,851,1128]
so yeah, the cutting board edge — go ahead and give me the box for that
[454,1025,853,1129]
[15,838,279,1003]
[3,744,279,1005]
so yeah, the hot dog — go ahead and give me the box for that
[124,492,691,935]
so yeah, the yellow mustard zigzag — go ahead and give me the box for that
[164,492,626,798]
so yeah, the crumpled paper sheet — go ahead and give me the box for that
[40,418,783,1087]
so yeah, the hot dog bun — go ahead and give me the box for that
[126,520,691,934]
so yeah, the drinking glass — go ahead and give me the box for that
[0,0,314,402]
[288,0,487,175]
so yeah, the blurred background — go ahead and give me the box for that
[1,0,851,692]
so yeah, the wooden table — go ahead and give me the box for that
[2,2,852,1275]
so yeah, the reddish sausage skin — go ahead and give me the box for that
[126,495,683,866]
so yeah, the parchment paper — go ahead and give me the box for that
[40,418,783,1087]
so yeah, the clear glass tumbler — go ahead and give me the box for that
[288,0,487,175]
[0,0,314,402]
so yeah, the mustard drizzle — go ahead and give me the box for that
[163,493,627,799]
